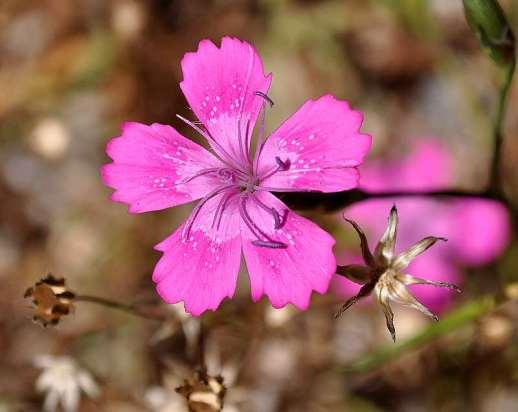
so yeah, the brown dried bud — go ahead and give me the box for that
[176,369,226,412]
[24,274,75,327]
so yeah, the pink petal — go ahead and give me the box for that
[180,37,272,167]
[257,95,371,192]
[448,199,510,265]
[101,122,221,213]
[152,190,242,315]
[360,139,453,192]
[241,191,336,309]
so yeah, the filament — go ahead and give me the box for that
[182,185,234,240]
[253,92,275,175]
[239,195,287,249]
[250,194,287,229]
[176,114,245,172]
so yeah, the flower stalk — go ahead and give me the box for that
[74,294,167,321]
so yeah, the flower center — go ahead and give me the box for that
[178,91,291,249]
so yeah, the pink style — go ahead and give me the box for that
[101,37,371,315]
[334,140,510,313]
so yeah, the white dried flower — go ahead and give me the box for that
[336,206,461,341]
[33,355,100,412]
[144,385,188,412]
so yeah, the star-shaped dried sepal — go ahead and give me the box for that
[335,206,461,341]
[24,274,76,327]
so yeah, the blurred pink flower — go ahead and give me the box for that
[334,139,510,312]
[101,37,371,315]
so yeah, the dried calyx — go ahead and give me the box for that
[335,205,461,342]
[24,274,75,327]
[176,368,226,412]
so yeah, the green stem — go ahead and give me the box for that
[489,58,516,196]
[344,296,497,373]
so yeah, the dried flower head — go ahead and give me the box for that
[176,369,226,412]
[335,206,461,341]
[33,355,100,412]
[24,274,75,327]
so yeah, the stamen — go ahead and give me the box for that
[244,118,252,165]
[275,156,290,171]
[251,240,287,249]
[182,185,234,240]
[252,91,274,175]
[179,167,220,184]
[258,156,291,182]
[251,194,287,229]
[176,114,245,172]
[237,117,253,171]
[239,196,288,249]
[238,116,246,168]
[254,91,275,107]
[253,185,315,193]
[211,191,238,230]
[274,209,288,229]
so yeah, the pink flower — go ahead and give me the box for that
[101,37,371,315]
[334,139,510,312]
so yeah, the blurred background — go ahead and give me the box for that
[1,0,518,411]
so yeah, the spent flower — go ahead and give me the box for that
[336,206,461,341]
[101,37,371,315]
[24,274,75,327]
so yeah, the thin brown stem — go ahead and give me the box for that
[75,295,167,321]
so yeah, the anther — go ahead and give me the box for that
[275,156,290,171]
[251,240,287,249]
[273,209,288,229]
[254,91,274,107]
